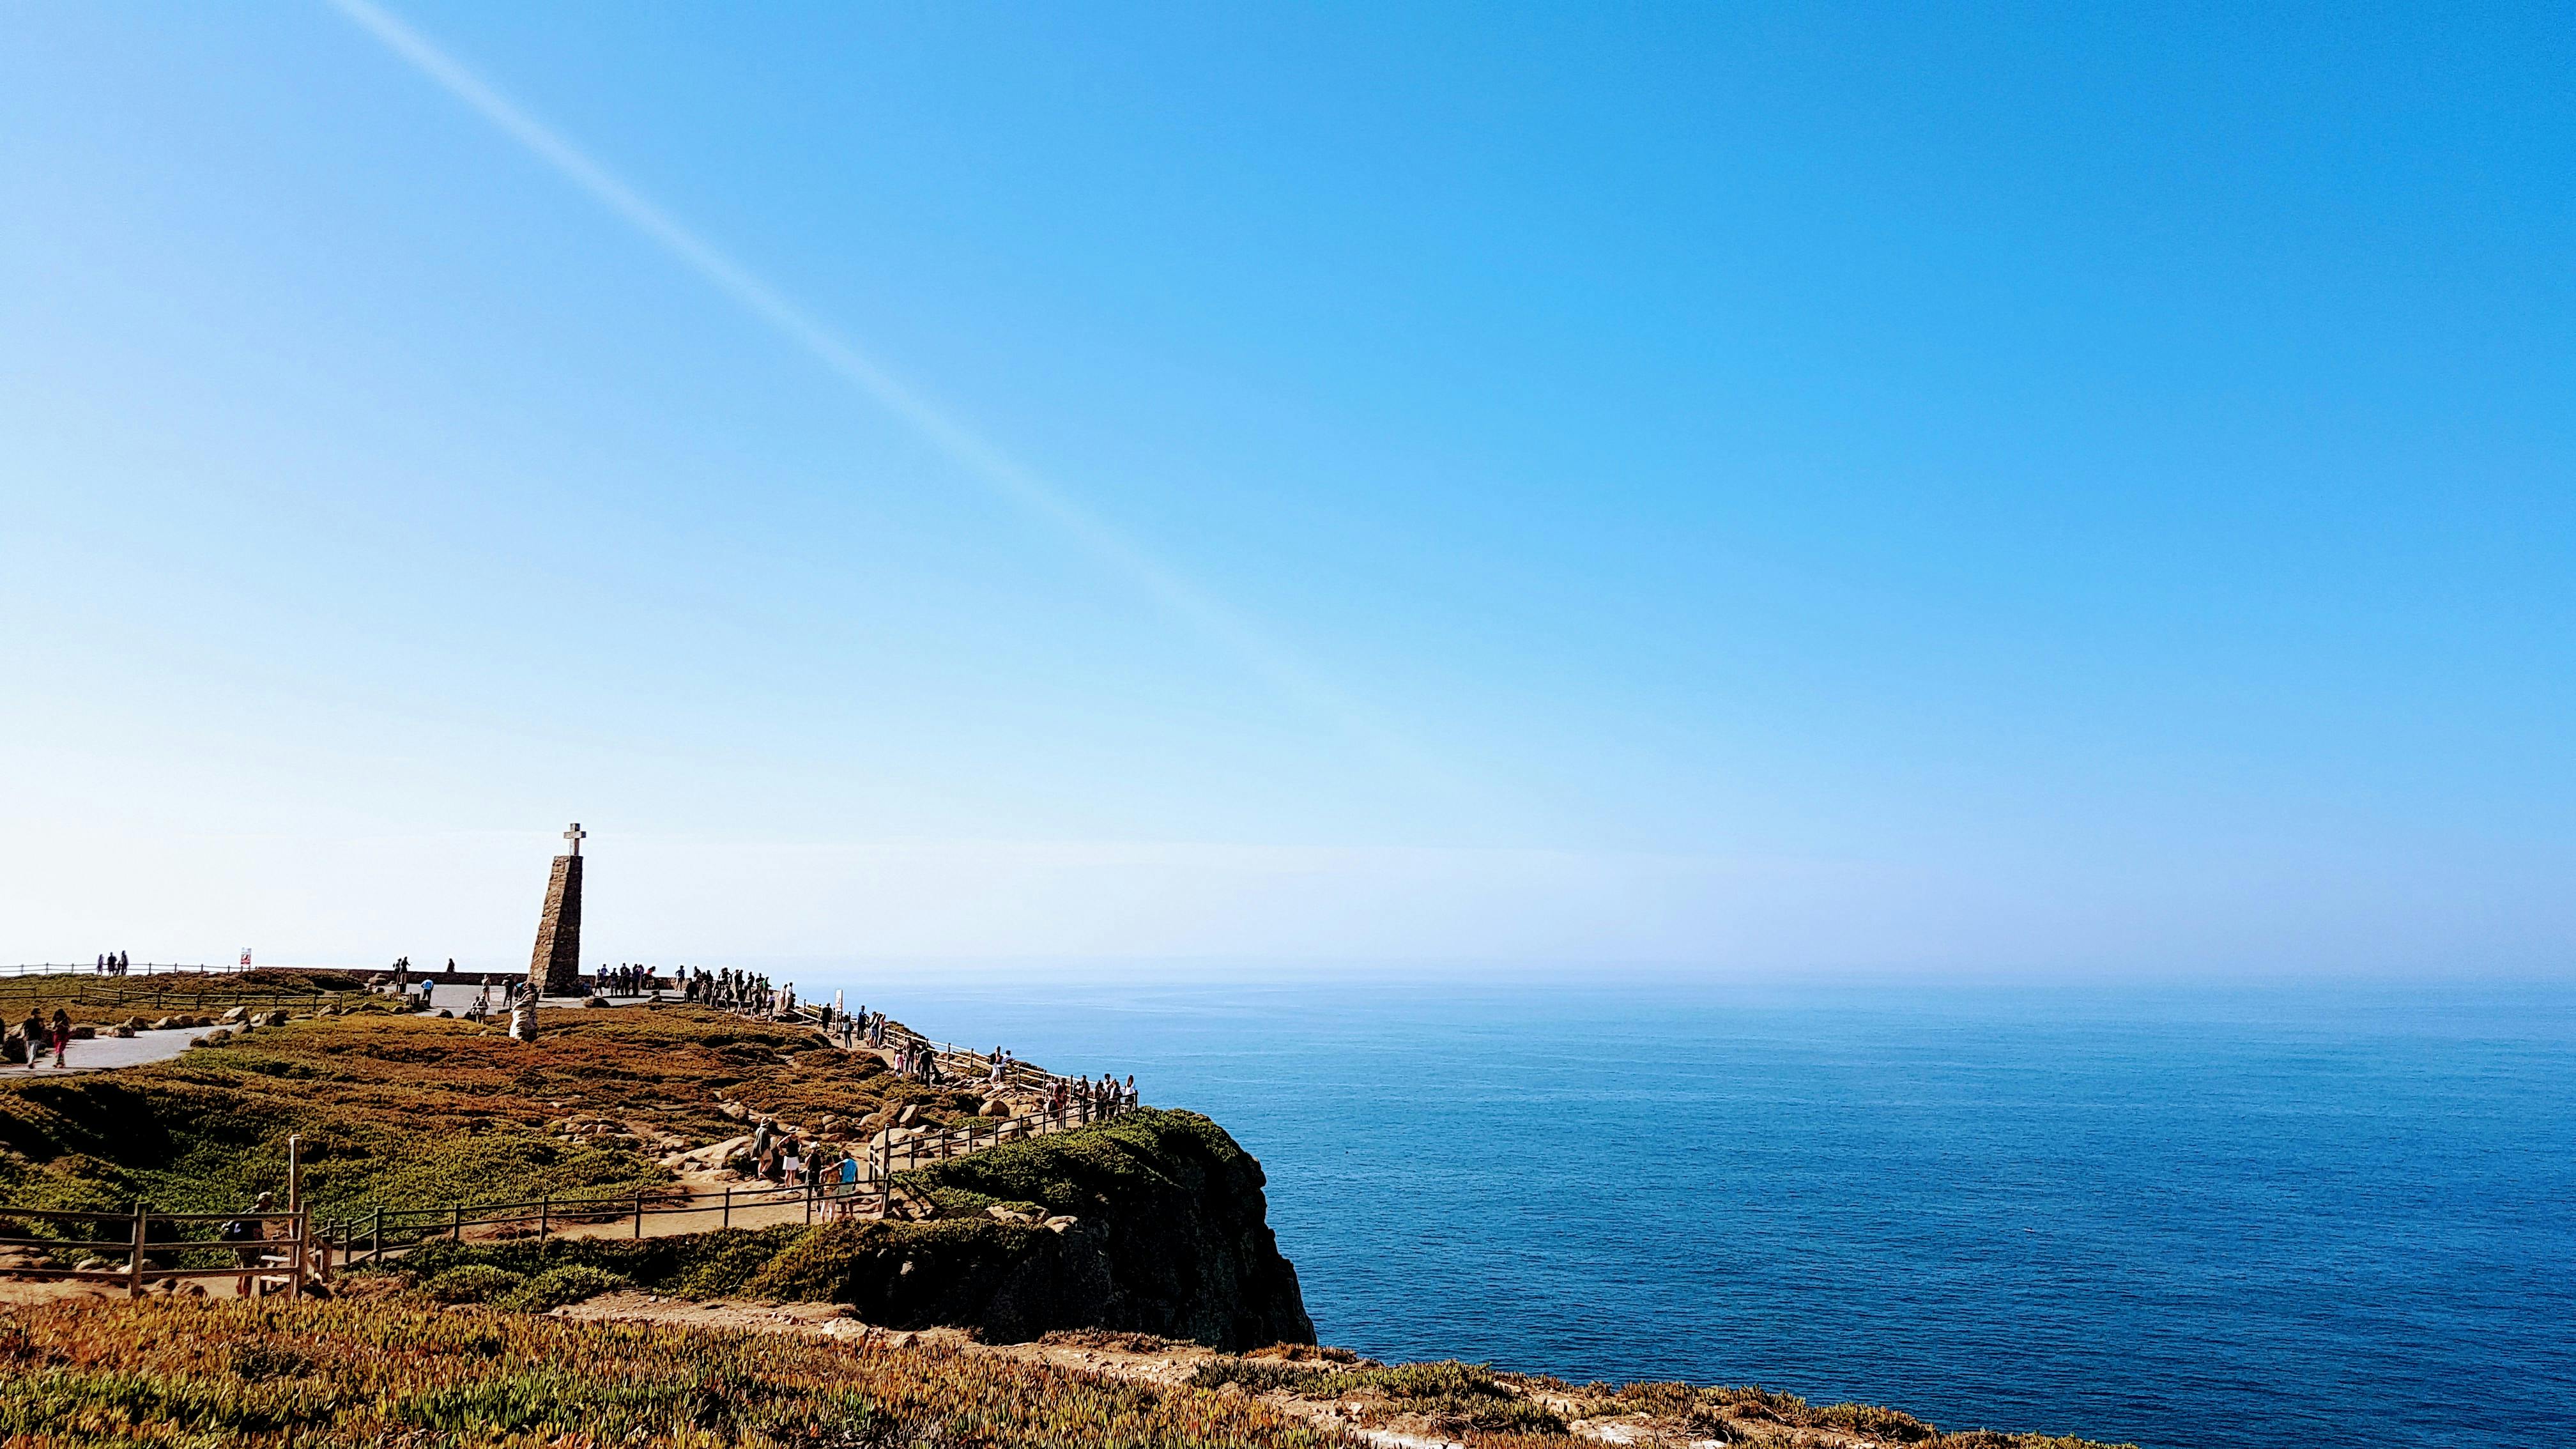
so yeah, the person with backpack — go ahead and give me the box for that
[226,1193,275,1297]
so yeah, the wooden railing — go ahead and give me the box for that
[776,1000,1116,1101]
[1,963,216,979]
[869,1092,1135,1186]
[319,1181,824,1265]
[314,1094,1144,1256]
[0,976,373,1016]
[0,1205,321,1299]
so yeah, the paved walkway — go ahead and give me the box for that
[11,1027,201,1075]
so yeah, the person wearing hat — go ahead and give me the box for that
[225,1193,275,1296]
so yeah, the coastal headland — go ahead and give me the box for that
[0,970,2131,1448]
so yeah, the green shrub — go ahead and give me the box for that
[1346,1360,1510,1401]
[1812,1400,1938,1441]
[420,1264,521,1305]
[1616,1380,1698,1416]
[1188,1359,1333,1393]
[501,1264,629,1314]
[401,1225,808,1301]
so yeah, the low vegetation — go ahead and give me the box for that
[1186,1356,2137,1449]
[895,1106,1247,1221]
[0,1002,984,1220]
[387,1219,1057,1310]
[0,969,378,1030]
[0,1297,1356,1449]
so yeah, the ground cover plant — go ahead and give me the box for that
[0,1296,1360,1448]
[0,1005,983,1222]
[1184,1358,2138,1449]
[0,969,378,1028]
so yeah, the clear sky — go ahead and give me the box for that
[4,3,2569,978]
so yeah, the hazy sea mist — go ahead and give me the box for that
[795,970,2575,1449]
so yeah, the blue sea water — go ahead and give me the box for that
[829,974,2575,1449]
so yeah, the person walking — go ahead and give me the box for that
[50,1008,72,1068]
[226,1193,275,1297]
[19,1009,45,1071]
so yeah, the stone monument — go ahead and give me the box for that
[527,822,586,999]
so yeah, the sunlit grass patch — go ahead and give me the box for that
[0,1297,1362,1449]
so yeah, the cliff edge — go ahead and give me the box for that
[394,1107,1315,1350]
[893,1105,1315,1349]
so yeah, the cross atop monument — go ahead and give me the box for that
[531,824,588,997]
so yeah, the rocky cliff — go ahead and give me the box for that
[883,1106,1316,1349]
[396,1107,1315,1351]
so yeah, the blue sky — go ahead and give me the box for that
[4,3,2569,976]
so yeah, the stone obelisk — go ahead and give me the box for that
[528,823,586,999]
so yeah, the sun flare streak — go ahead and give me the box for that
[321,0,1443,780]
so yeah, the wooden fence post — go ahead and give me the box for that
[372,1206,384,1264]
[722,1186,732,1229]
[632,1194,644,1239]
[539,1193,550,1238]
[127,1204,147,1300]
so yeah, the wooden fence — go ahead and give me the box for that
[0,976,374,1016]
[310,1095,1142,1261]
[780,1000,1120,1101]
[0,1206,321,1300]
[1,963,217,979]
[321,1181,822,1265]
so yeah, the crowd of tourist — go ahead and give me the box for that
[91,951,132,975]
[738,1118,877,1219]
[675,964,799,1014]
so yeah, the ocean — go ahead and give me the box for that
[813,973,2575,1449]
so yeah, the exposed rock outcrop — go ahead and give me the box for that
[881,1107,1315,1348]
